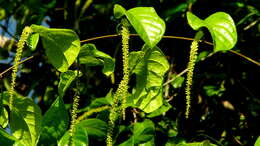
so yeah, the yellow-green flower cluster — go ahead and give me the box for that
[69,95,80,135]
[9,26,32,110]
[185,40,199,118]
[106,21,130,146]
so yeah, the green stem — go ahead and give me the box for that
[76,106,110,123]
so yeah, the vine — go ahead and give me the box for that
[8,26,32,110]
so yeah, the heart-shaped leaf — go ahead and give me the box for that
[116,6,165,48]
[187,12,237,52]
[31,25,81,72]
[132,45,169,113]
[126,7,165,48]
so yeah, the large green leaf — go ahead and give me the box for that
[38,97,69,145]
[119,119,155,146]
[77,118,107,140]
[58,123,89,146]
[78,43,115,76]
[132,46,169,113]
[10,96,42,146]
[58,70,80,98]
[187,12,237,52]
[124,6,165,48]
[31,25,81,72]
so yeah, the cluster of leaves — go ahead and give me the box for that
[0,0,259,146]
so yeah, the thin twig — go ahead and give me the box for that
[80,34,260,66]
[1,33,258,78]
[76,105,110,123]
[0,56,34,78]
[229,50,260,66]
[163,68,188,86]
[80,34,120,43]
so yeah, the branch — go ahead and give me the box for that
[0,56,34,78]
[163,68,188,86]
[80,34,260,66]
[76,106,110,123]
[1,33,258,78]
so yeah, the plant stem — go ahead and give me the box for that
[76,106,110,123]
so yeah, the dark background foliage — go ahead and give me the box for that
[0,0,259,145]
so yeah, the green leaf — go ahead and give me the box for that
[133,46,169,113]
[58,70,81,98]
[255,136,260,146]
[0,107,8,128]
[77,119,107,140]
[187,12,237,52]
[78,43,115,76]
[58,123,89,146]
[125,7,165,48]
[170,74,185,89]
[203,82,225,97]
[31,24,81,72]
[114,4,126,19]
[10,96,42,146]
[27,33,39,51]
[0,128,17,145]
[147,102,172,118]
[38,97,69,145]
[119,119,155,146]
